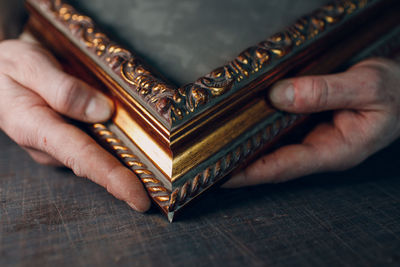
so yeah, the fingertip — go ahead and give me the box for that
[84,92,114,123]
[106,166,151,213]
[126,181,151,213]
[222,171,246,188]
[125,178,152,213]
[269,80,295,109]
[127,198,151,213]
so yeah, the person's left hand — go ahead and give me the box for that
[224,58,400,187]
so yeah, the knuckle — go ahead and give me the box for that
[64,141,97,178]
[362,66,387,103]
[55,76,82,113]
[352,58,396,104]
[64,155,84,177]
[299,77,329,110]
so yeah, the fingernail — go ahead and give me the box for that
[269,81,295,107]
[127,201,139,211]
[85,93,113,122]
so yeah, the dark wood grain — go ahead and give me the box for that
[1,129,400,267]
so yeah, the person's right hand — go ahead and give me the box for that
[0,39,151,212]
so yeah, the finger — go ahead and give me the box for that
[37,114,150,212]
[19,30,39,44]
[38,113,150,212]
[223,143,321,188]
[268,60,385,113]
[223,119,366,188]
[0,76,150,212]
[24,147,63,166]
[0,40,113,122]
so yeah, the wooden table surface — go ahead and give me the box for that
[1,129,400,267]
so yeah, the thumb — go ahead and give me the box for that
[0,40,114,123]
[47,74,114,123]
[268,65,377,113]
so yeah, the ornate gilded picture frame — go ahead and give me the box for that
[25,0,399,221]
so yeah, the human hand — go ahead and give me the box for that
[0,39,150,211]
[225,58,400,187]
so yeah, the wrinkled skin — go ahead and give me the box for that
[1,37,400,206]
[224,57,400,187]
[0,38,150,212]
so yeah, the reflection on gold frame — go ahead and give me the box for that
[25,0,399,221]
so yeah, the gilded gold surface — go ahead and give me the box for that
[92,123,171,217]
[172,98,274,182]
[113,96,275,183]
[27,0,379,129]
[114,103,173,177]
[26,0,397,220]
